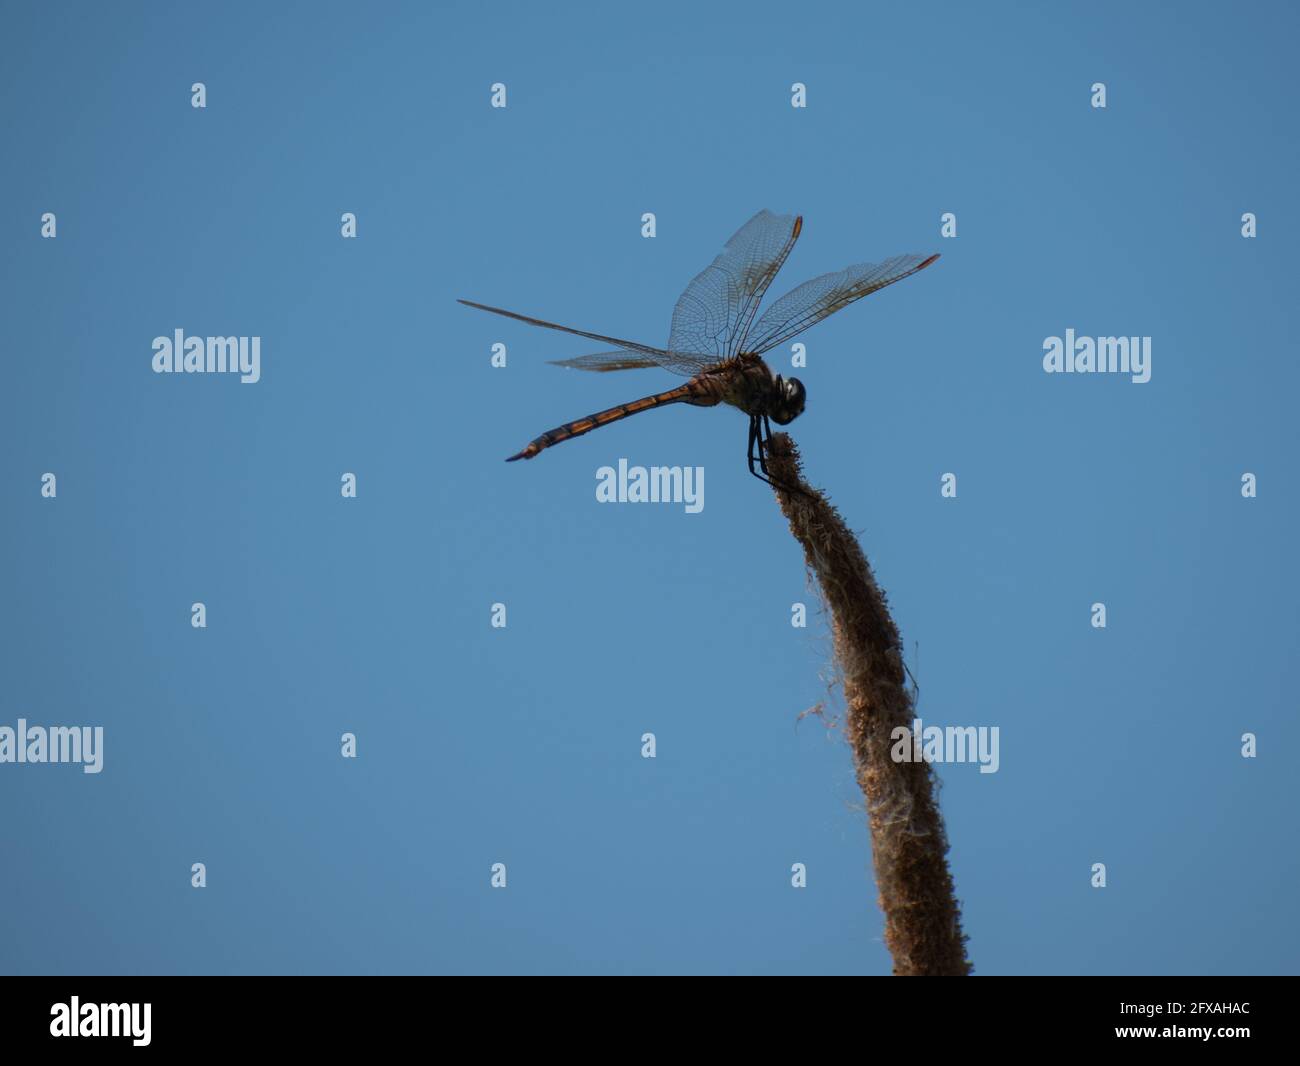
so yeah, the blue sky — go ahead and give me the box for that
[1,0,1296,974]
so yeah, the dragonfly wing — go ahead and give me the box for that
[549,350,664,372]
[458,299,670,362]
[744,253,939,355]
[663,210,803,373]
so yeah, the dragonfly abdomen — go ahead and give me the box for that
[506,380,715,461]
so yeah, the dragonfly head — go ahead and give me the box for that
[770,375,806,425]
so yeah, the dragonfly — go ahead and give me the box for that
[459,210,939,488]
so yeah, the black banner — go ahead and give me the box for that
[0,976,1283,1053]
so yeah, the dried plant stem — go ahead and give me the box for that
[768,432,972,976]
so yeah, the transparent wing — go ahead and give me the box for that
[458,299,669,361]
[461,208,806,378]
[549,351,663,372]
[662,210,803,373]
[744,253,939,356]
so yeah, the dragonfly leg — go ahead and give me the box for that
[746,417,769,482]
[760,415,776,474]
[747,413,810,498]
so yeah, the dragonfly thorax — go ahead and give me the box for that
[712,355,806,425]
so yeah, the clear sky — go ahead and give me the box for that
[1,0,1296,975]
